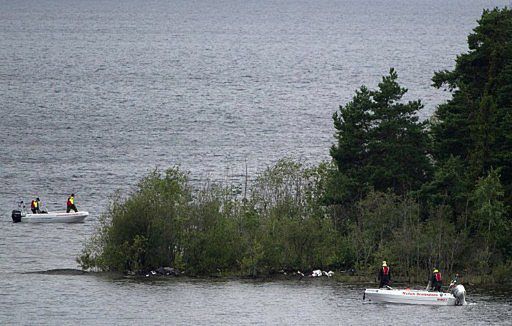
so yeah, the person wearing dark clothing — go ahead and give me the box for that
[36,198,41,212]
[378,261,391,288]
[430,269,442,291]
[66,194,78,213]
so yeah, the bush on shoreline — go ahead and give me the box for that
[78,161,341,276]
[78,160,512,285]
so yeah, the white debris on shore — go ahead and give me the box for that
[311,269,334,277]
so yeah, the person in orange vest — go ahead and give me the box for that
[66,194,78,213]
[378,261,391,288]
[430,268,443,291]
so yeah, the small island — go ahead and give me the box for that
[78,7,512,286]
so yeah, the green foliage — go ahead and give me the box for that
[348,193,469,282]
[431,7,512,209]
[469,169,510,268]
[78,168,190,272]
[181,186,243,275]
[314,162,352,206]
[418,156,470,225]
[491,260,512,284]
[418,207,467,277]
[330,85,373,202]
[246,159,339,274]
[79,160,339,276]
[331,68,432,199]
[422,8,512,280]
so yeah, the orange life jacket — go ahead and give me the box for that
[31,200,36,208]
[435,272,442,282]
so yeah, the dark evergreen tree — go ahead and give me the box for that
[330,86,373,202]
[431,7,512,205]
[419,156,470,226]
[368,69,433,194]
[331,69,432,198]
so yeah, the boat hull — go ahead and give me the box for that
[20,211,89,223]
[364,288,457,306]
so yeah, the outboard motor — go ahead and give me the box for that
[451,284,466,306]
[12,210,22,223]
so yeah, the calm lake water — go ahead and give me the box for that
[1,0,511,324]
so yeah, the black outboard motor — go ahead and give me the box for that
[12,210,22,223]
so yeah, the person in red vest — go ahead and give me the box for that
[378,261,391,288]
[430,268,443,291]
[66,194,78,213]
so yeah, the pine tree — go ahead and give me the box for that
[330,85,373,202]
[330,69,432,199]
[431,7,512,207]
[368,69,432,194]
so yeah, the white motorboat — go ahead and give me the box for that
[12,210,88,223]
[364,285,466,306]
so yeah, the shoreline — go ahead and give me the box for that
[26,268,510,287]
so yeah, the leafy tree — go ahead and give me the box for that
[78,161,343,276]
[348,191,404,269]
[469,169,509,268]
[383,200,424,282]
[248,159,338,274]
[182,185,243,275]
[78,168,191,272]
[412,206,467,280]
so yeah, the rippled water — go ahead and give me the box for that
[2,276,512,325]
[1,0,511,324]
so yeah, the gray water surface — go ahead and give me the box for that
[1,0,511,324]
[2,275,512,325]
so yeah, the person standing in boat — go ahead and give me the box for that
[66,194,78,213]
[430,268,443,291]
[378,261,391,288]
[35,197,42,213]
[31,197,41,213]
